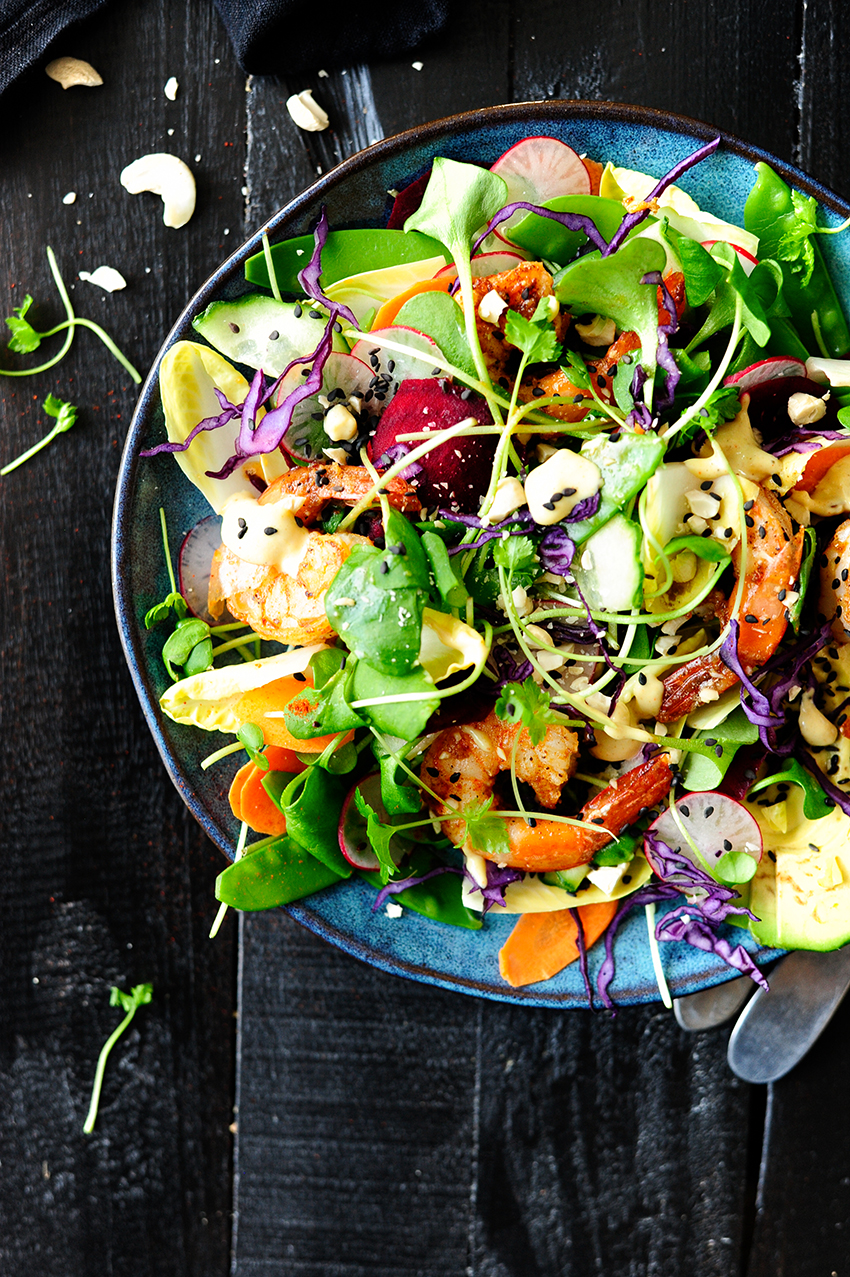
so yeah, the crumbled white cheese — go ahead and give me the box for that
[477,289,508,324]
[323,446,349,465]
[586,863,628,894]
[574,314,616,346]
[485,475,526,524]
[62,191,77,205]
[323,404,359,441]
[79,265,127,292]
[286,89,329,132]
[787,391,829,426]
[524,448,602,524]
[411,61,424,71]
[385,901,404,918]
[164,76,178,100]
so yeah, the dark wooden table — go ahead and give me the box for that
[2,1,849,1273]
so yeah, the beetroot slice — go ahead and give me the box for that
[387,171,431,229]
[745,375,839,444]
[368,378,496,514]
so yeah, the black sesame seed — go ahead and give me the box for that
[449,772,461,783]
[778,588,786,601]
[263,526,277,536]
[426,767,439,777]
[768,850,777,862]
[744,613,758,624]
[294,303,302,318]
[638,672,647,685]
[704,806,714,817]
[745,515,755,528]
[700,480,713,491]
[680,804,690,817]
[758,525,767,539]
[743,499,754,511]
[723,839,732,851]
[724,527,734,538]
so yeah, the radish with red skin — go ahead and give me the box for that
[489,136,592,246]
[647,792,762,886]
[350,325,444,403]
[179,515,224,623]
[272,351,376,464]
[339,773,406,871]
[434,251,526,280]
[724,356,807,392]
[701,239,759,275]
[368,377,495,513]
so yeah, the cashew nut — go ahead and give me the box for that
[285,90,329,132]
[79,266,127,292]
[120,154,196,229]
[46,57,103,89]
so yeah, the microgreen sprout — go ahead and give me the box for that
[1,394,78,476]
[1,247,141,383]
[83,983,153,1134]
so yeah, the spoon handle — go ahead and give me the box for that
[727,947,850,1083]
[673,974,754,1031]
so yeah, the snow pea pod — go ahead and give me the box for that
[245,229,447,294]
[215,836,345,910]
[744,162,850,358]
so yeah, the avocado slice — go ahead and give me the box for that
[748,790,850,950]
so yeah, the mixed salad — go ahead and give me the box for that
[141,132,850,1004]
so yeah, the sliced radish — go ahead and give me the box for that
[724,356,807,392]
[178,515,223,623]
[272,351,376,464]
[701,239,759,276]
[350,326,444,399]
[647,792,762,886]
[491,136,591,204]
[490,136,591,242]
[338,773,405,871]
[435,251,526,280]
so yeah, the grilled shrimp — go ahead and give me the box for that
[819,519,850,643]
[657,486,805,720]
[209,461,420,645]
[423,709,673,871]
[458,262,570,381]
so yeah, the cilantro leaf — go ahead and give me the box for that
[354,788,400,883]
[492,534,538,574]
[776,190,819,286]
[461,797,511,858]
[495,676,565,746]
[5,294,41,353]
[83,983,153,1134]
[504,307,562,365]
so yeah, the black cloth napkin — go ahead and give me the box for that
[0,0,450,95]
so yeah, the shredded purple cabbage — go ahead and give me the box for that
[140,389,240,458]
[768,428,849,457]
[538,525,577,575]
[471,201,610,259]
[567,907,595,1009]
[491,644,534,687]
[372,865,462,911]
[626,365,654,430]
[297,207,358,329]
[374,440,424,479]
[465,860,524,913]
[596,830,768,1011]
[639,270,681,411]
[720,619,833,754]
[603,136,721,257]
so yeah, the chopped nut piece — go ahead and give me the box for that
[79,266,127,292]
[46,57,103,89]
[286,90,329,132]
[164,76,179,101]
[120,153,196,228]
[787,390,828,426]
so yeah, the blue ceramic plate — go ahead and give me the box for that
[113,101,850,1007]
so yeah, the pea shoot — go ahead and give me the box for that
[1,394,78,476]
[83,983,153,1134]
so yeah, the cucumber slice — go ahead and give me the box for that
[571,513,643,612]
[192,294,345,377]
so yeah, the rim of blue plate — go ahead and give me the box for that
[112,98,850,1007]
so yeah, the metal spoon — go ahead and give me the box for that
[727,946,850,1083]
[674,974,754,1031]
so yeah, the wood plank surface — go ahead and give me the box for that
[1,0,850,1274]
